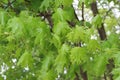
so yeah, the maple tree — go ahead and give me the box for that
[0,0,120,80]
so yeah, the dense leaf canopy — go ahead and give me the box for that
[0,0,120,80]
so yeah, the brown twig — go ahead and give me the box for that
[82,2,84,22]
[72,5,80,21]
[66,5,80,27]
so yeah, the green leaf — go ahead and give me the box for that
[113,52,120,66]
[87,54,108,77]
[54,44,70,73]
[92,14,102,28]
[112,68,120,75]
[93,55,107,76]
[53,21,71,36]
[52,8,72,24]
[41,54,54,72]
[87,40,100,52]
[107,34,120,48]
[0,11,9,26]
[7,17,24,38]
[105,16,118,30]
[38,69,56,80]
[44,70,56,80]
[17,51,34,68]
[51,34,61,49]
[115,76,120,80]
[85,21,92,28]
[66,64,79,80]
[63,7,75,20]
[52,8,64,23]
[70,47,87,64]
[55,0,73,7]
[30,0,43,11]
[67,26,85,42]
[0,11,5,26]
[62,0,73,7]
[17,0,24,3]
[40,0,52,11]
[59,44,70,55]
[54,53,67,73]
[35,22,51,49]
[112,68,120,80]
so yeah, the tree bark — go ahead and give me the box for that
[90,2,107,40]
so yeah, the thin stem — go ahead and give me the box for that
[72,5,80,21]
[82,2,84,22]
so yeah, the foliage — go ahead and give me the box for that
[0,0,120,80]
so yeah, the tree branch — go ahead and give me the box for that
[74,72,79,80]
[66,5,80,27]
[82,2,84,22]
[38,10,53,32]
[90,2,107,40]
[72,5,80,21]
[5,0,16,9]
[91,2,114,80]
